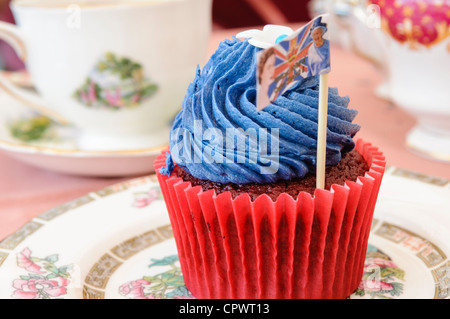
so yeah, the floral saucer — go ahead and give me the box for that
[0,93,167,177]
[0,167,448,299]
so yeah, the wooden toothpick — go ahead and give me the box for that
[316,72,329,190]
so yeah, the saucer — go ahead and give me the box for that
[406,125,450,163]
[0,70,33,89]
[0,167,449,299]
[0,93,168,177]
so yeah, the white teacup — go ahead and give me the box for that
[0,0,212,150]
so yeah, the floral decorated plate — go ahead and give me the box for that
[0,93,167,177]
[0,167,449,299]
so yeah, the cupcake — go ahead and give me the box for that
[154,35,385,299]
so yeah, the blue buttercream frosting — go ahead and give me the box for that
[162,37,360,184]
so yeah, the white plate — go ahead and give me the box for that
[0,167,449,299]
[0,93,167,177]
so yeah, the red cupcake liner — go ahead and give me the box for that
[154,139,386,299]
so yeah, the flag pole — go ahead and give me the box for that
[316,72,329,190]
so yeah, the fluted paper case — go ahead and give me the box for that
[154,139,385,299]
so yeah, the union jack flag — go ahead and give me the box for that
[257,15,330,110]
[270,22,313,100]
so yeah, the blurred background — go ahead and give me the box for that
[0,0,23,71]
[212,0,310,29]
[0,0,311,71]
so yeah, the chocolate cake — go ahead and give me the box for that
[174,148,369,201]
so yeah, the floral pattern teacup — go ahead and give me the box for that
[0,0,212,151]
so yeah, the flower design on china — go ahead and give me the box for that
[132,186,163,208]
[8,115,53,142]
[353,244,405,299]
[236,24,294,49]
[370,0,450,49]
[12,248,73,299]
[119,255,193,299]
[73,52,158,109]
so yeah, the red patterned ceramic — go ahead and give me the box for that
[370,0,450,49]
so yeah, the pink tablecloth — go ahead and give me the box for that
[1,26,449,241]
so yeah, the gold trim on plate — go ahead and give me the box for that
[84,253,122,290]
[111,229,165,260]
[432,261,450,299]
[0,221,43,251]
[82,286,105,299]
[0,252,9,267]
[375,221,447,268]
[82,224,173,299]
[36,195,95,222]
[392,167,450,187]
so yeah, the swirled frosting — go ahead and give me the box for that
[165,37,361,185]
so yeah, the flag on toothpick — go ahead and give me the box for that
[252,15,331,189]
[255,15,330,111]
